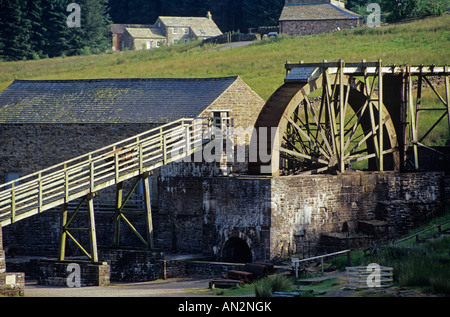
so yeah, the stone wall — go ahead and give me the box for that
[0,226,25,296]
[280,19,360,36]
[0,124,156,180]
[155,176,272,260]
[37,260,110,287]
[0,272,25,296]
[0,227,5,273]
[155,171,444,261]
[99,248,163,282]
[2,171,445,265]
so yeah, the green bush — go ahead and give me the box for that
[254,274,292,297]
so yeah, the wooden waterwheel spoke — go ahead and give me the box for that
[345,127,377,160]
[273,63,400,176]
[303,94,334,156]
[291,108,327,155]
[280,148,329,165]
[284,114,331,160]
[324,71,338,154]
[343,100,370,152]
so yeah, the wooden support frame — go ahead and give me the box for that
[58,193,99,262]
[401,65,450,170]
[277,60,450,175]
[113,172,154,250]
[278,59,394,175]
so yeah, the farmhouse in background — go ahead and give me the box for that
[279,0,361,36]
[112,12,222,51]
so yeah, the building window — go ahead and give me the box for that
[199,28,206,34]
[173,39,179,44]
[172,28,178,34]
[184,39,189,43]
[156,41,161,48]
[184,28,189,35]
[5,172,20,189]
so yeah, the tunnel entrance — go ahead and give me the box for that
[222,237,252,263]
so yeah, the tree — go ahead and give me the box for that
[379,0,449,23]
[0,0,32,61]
[76,0,112,54]
[40,0,73,58]
[26,0,46,59]
[242,0,284,29]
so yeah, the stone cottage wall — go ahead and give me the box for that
[280,19,360,36]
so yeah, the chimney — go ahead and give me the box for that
[207,11,212,20]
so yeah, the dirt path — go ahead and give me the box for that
[24,278,215,297]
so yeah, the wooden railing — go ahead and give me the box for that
[0,118,215,227]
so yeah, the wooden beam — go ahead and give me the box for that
[87,194,98,263]
[113,182,123,247]
[142,174,154,250]
[378,59,384,171]
[445,67,450,138]
[407,67,419,170]
[58,203,68,261]
[339,60,345,173]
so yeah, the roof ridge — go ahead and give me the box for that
[12,77,239,84]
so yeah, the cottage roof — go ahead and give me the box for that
[111,24,154,34]
[279,2,361,21]
[125,27,166,39]
[157,16,222,37]
[0,77,239,124]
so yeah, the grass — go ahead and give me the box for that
[254,273,293,297]
[0,15,449,101]
[1,16,447,148]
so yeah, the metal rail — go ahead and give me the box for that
[0,118,213,227]
[292,249,351,278]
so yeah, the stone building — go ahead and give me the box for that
[121,27,167,51]
[279,0,361,36]
[111,24,154,51]
[112,12,222,51]
[0,77,264,204]
[0,74,446,272]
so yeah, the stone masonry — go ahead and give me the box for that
[280,19,360,36]
[0,226,25,296]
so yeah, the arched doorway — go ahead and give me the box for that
[222,237,252,263]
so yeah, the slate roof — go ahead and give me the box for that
[0,77,238,124]
[125,27,166,39]
[111,24,154,35]
[280,2,361,21]
[157,17,222,37]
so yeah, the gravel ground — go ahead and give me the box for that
[24,278,215,297]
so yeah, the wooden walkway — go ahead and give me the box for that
[0,118,213,228]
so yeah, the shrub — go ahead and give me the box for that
[254,274,292,297]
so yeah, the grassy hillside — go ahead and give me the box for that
[1,15,449,101]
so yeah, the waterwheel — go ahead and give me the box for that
[249,61,400,176]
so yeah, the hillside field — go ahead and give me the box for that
[1,15,449,101]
